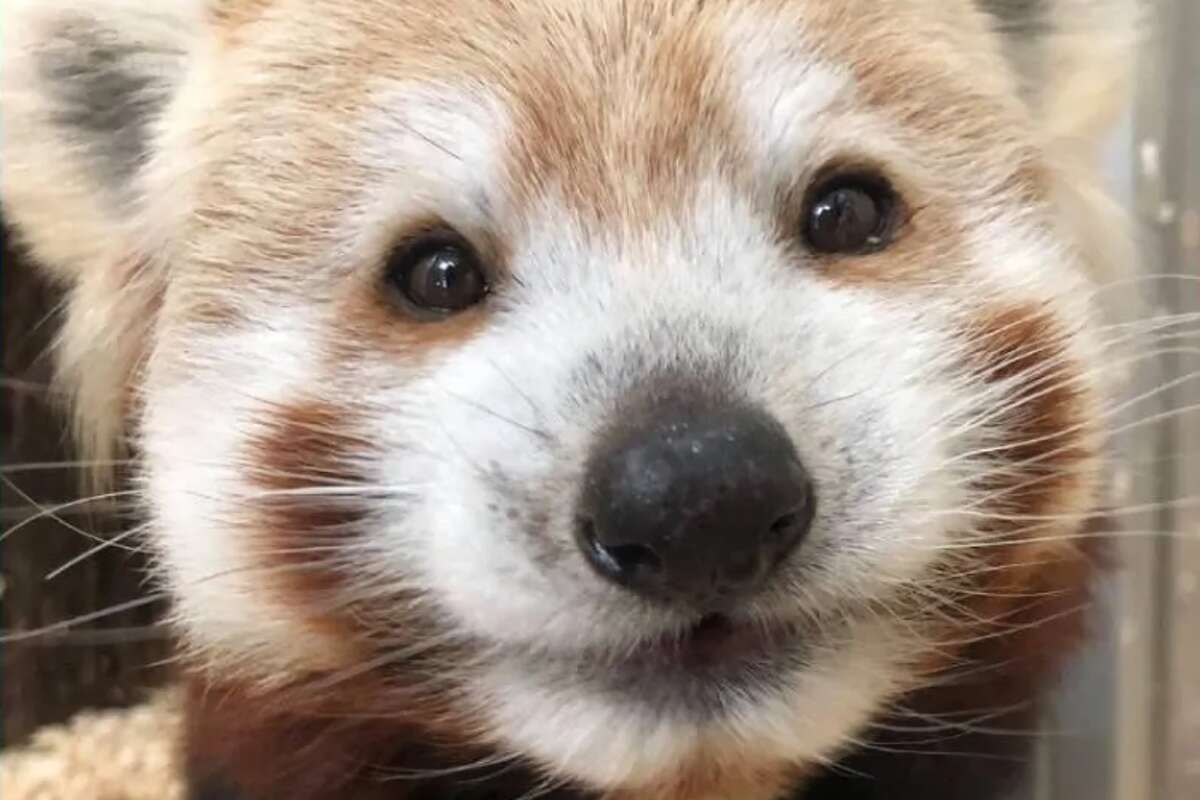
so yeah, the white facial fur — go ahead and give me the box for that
[1,0,1132,795]
[141,309,343,673]
[143,70,1082,793]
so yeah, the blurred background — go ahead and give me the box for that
[1021,0,1198,798]
[1,1,1196,798]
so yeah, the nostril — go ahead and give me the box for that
[766,492,816,563]
[770,479,816,539]
[577,517,664,582]
[769,512,801,536]
[605,543,663,576]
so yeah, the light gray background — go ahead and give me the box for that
[1018,2,1198,798]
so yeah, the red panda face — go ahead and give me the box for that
[1,0,1134,797]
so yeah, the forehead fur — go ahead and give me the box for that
[182,0,1036,264]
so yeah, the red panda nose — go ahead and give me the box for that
[576,405,815,609]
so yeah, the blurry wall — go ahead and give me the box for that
[1023,2,1200,798]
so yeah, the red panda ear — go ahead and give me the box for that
[976,0,1139,147]
[0,0,203,283]
[0,1,206,473]
[975,1,1140,291]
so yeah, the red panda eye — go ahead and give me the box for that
[386,233,488,314]
[802,174,898,255]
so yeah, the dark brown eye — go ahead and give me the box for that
[387,233,488,314]
[802,175,898,254]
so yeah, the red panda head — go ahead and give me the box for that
[1,1,1136,797]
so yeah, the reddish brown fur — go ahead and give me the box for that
[942,301,1099,652]
[328,274,493,366]
[967,304,1094,515]
[203,399,519,797]
[913,302,1100,732]
[500,5,743,228]
[816,517,1109,798]
[245,402,370,585]
[209,0,275,32]
[183,675,558,800]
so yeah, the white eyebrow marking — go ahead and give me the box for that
[720,13,931,196]
[720,14,850,176]
[353,80,511,241]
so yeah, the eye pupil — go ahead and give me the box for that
[387,235,488,315]
[803,177,895,254]
[415,249,472,304]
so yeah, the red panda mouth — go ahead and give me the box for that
[621,613,803,673]
[562,613,816,711]
[669,614,760,664]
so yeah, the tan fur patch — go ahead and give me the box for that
[498,4,742,230]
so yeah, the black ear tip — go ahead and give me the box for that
[36,20,168,188]
[10,7,192,202]
[977,0,1052,35]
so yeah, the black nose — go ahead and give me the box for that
[577,405,815,608]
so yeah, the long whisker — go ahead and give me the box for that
[43,522,152,581]
[0,593,167,644]
[0,459,135,474]
[434,380,553,443]
[0,475,141,547]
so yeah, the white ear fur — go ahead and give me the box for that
[1,0,203,277]
[0,0,205,469]
[979,1,1140,291]
[978,0,1139,148]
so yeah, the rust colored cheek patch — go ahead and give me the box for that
[907,301,1107,727]
[239,398,381,640]
[961,302,1098,520]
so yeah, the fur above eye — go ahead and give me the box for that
[802,175,899,255]
[386,232,489,314]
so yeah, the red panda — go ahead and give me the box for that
[0,1,1138,798]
